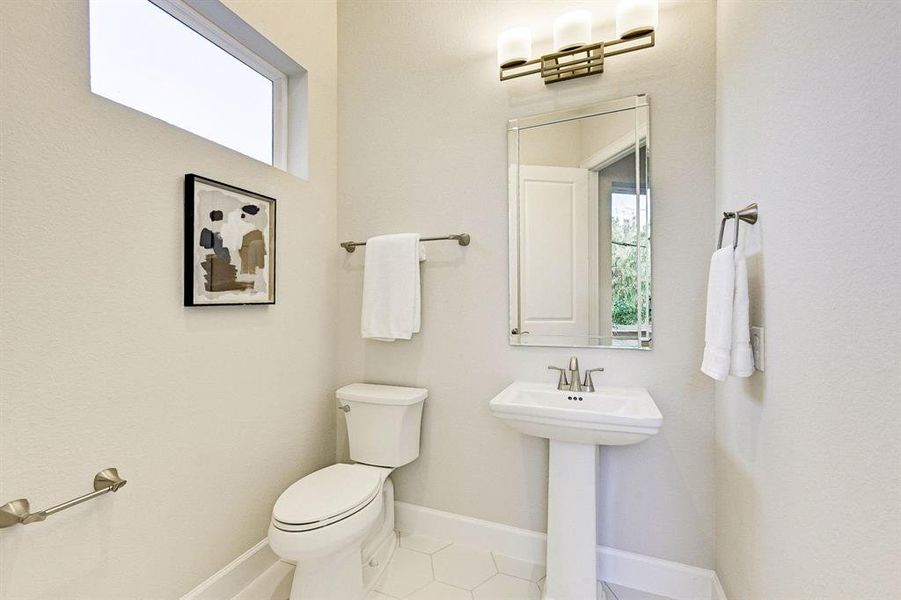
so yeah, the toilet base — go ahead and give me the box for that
[282,477,397,600]
[361,479,397,594]
[289,546,361,600]
[363,529,398,594]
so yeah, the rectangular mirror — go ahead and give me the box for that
[508,95,651,349]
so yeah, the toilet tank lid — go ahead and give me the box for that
[336,383,428,405]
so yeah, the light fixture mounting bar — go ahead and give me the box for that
[499,31,655,84]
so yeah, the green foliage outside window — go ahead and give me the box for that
[610,203,650,327]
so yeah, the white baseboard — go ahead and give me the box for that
[396,501,723,600]
[595,545,717,600]
[180,538,278,600]
[182,502,728,600]
[394,500,547,564]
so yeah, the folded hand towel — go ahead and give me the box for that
[701,246,735,380]
[730,251,754,377]
[361,233,423,342]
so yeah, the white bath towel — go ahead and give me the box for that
[730,251,754,377]
[701,246,735,380]
[361,233,423,341]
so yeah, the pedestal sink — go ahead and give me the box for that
[489,381,662,600]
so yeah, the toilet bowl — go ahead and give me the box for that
[268,383,427,600]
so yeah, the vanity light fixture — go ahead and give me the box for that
[498,1,657,85]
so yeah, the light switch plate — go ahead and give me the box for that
[751,326,765,371]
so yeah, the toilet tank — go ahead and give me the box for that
[337,383,427,468]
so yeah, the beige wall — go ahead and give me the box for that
[518,109,637,168]
[0,1,337,598]
[337,0,718,568]
[518,120,584,167]
[715,1,901,598]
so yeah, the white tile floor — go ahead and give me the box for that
[365,532,674,600]
[231,530,675,600]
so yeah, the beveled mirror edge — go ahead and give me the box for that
[508,95,652,350]
[507,94,649,132]
[512,338,652,350]
[507,126,521,346]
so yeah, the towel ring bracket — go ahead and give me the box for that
[717,203,758,250]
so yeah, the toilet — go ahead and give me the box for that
[268,383,427,600]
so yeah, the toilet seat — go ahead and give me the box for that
[272,464,383,532]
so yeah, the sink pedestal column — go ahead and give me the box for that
[544,440,602,600]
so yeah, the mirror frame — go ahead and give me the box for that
[507,94,652,350]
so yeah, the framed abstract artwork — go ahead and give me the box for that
[184,174,276,306]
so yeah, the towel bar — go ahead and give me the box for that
[0,468,127,528]
[340,233,470,253]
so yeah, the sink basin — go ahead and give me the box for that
[489,380,662,600]
[489,381,662,445]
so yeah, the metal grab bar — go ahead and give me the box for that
[340,233,471,253]
[0,468,127,528]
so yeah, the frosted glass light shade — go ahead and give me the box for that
[553,10,592,52]
[497,27,532,68]
[616,0,658,39]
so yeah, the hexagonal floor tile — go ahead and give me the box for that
[407,581,473,600]
[374,547,433,598]
[473,574,540,600]
[433,544,497,590]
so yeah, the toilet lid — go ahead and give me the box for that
[273,464,382,525]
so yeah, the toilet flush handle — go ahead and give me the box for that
[337,403,351,413]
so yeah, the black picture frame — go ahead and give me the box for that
[184,174,277,306]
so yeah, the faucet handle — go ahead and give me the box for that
[548,366,569,391]
[582,368,605,393]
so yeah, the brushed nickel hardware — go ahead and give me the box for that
[549,358,605,393]
[338,403,351,413]
[0,468,127,528]
[549,357,595,392]
[340,233,471,253]
[717,203,758,250]
[582,368,605,393]
[548,366,570,390]
[0,499,30,529]
[499,32,655,85]
[511,328,530,335]
[567,356,583,392]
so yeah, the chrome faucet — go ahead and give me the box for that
[548,357,604,392]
